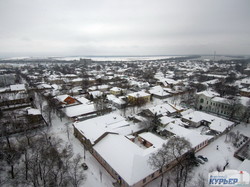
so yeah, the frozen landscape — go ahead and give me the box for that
[0,56,250,187]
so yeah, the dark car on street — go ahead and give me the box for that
[197,155,208,162]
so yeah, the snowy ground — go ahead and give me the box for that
[33,93,116,187]
[46,114,116,187]
[146,123,250,187]
[38,94,250,187]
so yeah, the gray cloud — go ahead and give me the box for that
[0,0,249,57]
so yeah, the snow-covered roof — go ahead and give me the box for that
[239,96,250,106]
[159,116,175,125]
[240,87,250,92]
[0,87,8,93]
[212,96,250,106]
[235,77,250,86]
[149,86,170,97]
[182,111,234,132]
[128,91,150,98]
[211,97,229,103]
[76,96,90,105]
[74,113,142,144]
[158,78,179,86]
[55,94,70,102]
[27,108,41,115]
[139,132,165,148]
[202,79,219,86]
[94,134,157,186]
[148,103,177,115]
[10,84,26,91]
[110,87,122,92]
[106,94,126,105]
[89,90,103,99]
[196,90,220,98]
[161,123,212,148]
[106,94,117,101]
[37,83,52,89]
[63,104,96,118]
[71,78,83,82]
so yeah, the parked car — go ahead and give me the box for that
[197,155,208,162]
[191,159,200,167]
[82,163,88,170]
[196,157,205,164]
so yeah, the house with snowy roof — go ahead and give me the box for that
[110,87,123,96]
[240,87,250,97]
[10,84,26,92]
[196,90,250,121]
[73,113,144,146]
[45,74,64,84]
[88,90,103,100]
[157,78,181,88]
[158,122,213,152]
[127,91,151,105]
[74,112,213,187]
[36,83,53,90]
[106,94,126,109]
[148,86,171,99]
[142,103,180,117]
[63,103,97,120]
[181,110,234,133]
[0,84,30,109]
[54,94,78,106]
[26,108,43,124]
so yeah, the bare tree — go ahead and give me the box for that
[148,136,192,187]
[68,154,86,187]
[148,143,172,187]
[94,95,109,115]
[43,105,53,126]
[227,97,243,120]
[193,174,207,187]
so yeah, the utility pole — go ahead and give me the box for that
[213,51,216,63]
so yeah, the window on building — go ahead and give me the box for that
[143,178,147,183]
[200,98,204,103]
[151,173,155,178]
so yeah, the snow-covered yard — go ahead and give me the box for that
[146,123,250,187]
[46,113,116,187]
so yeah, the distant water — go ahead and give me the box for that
[1,55,247,62]
[52,55,185,61]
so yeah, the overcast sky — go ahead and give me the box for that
[0,0,249,57]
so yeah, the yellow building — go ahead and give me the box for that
[128,91,151,105]
[110,87,122,96]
